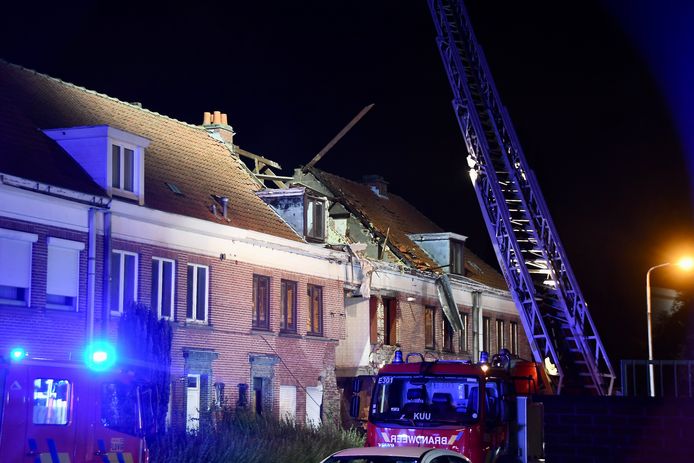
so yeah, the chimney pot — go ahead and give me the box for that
[221,113,228,125]
[213,111,222,124]
[203,112,212,125]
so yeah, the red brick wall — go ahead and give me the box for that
[0,216,344,424]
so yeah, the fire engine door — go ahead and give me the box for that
[6,365,78,463]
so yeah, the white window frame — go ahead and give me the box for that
[0,228,38,307]
[111,250,138,315]
[109,141,142,201]
[46,237,84,311]
[152,257,175,320]
[187,263,209,323]
[305,196,326,242]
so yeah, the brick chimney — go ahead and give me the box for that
[202,111,235,144]
[362,174,388,197]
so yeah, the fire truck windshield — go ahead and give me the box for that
[370,375,481,426]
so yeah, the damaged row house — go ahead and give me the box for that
[0,61,531,428]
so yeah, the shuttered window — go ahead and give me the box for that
[279,385,297,423]
[0,229,37,306]
[46,238,84,310]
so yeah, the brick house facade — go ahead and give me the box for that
[0,61,348,428]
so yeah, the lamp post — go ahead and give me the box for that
[646,257,694,397]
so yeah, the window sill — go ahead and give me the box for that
[183,320,211,329]
[251,326,272,332]
[0,299,28,307]
[306,333,336,342]
[279,331,301,339]
[46,304,77,311]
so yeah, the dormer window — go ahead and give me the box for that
[43,125,150,205]
[450,239,465,275]
[111,143,135,193]
[305,196,326,242]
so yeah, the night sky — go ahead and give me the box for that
[3,1,694,364]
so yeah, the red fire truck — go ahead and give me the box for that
[0,345,152,463]
[354,350,548,463]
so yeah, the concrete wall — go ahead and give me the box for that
[538,395,694,463]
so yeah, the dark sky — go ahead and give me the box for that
[3,1,694,364]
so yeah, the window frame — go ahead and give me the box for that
[510,321,519,355]
[306,284,323,336]
[459,312,469,353]
[110,141,139,198]
[450,239,465,275]
[496,319,506,352]
[424,306,435,350]
[152,257,175,320]
[46,237,84,311]
[443,312,454,352]
[280,279,297,333]
[483,316,491,353]
[111,250,138,315]
[186,263,209,323]
[0,228,37,307]
[305,196,326,242]
[252,274,271,330]
[383,297,397,346]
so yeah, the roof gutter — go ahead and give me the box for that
[0,173,110,207]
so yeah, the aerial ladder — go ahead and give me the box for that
[427,0,615,395]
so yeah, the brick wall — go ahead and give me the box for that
[0,216,344,426]
[538,395,694,463]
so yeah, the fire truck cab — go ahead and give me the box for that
[354,350,546,463]
[0,346,151,463]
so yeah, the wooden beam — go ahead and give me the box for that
[235,146,282,170]
[303,103,374,172]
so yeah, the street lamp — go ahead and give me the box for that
[646,257,694,397]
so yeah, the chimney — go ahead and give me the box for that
[362,175,388,197]
[202,110,235,145]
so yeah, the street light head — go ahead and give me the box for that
[676,256,694,271]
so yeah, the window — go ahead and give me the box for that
[46,238,84,310]
[369,296,378,344]
[0,228,37,306]
[459,312,469,352]
[424,306,435,349]
[152,258,175,319]
[279,385,297,423]
[252,275,270,330]
[33,378,71,425]
[450,240,464,275]
[443,314,454,352]
[111,143,135,192]
[510,321,519,355]
[186,264,208,322]
[305,196,325,241]
[483,316,491,353]
[496,319,506,352]
[281,280,297,332]
[383,297,397,346]
[307,284,323,335]
[111,250,138,314]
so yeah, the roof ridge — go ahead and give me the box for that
[0,59,206,132]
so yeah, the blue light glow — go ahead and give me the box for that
[84,340,117,372]
[9,346,27,361]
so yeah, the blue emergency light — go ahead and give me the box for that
[84,340,117,372]
[9,346,27,362]
[393,350,404,364]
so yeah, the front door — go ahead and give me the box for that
[186,374,201,431]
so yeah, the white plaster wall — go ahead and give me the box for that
[336,297,371,368]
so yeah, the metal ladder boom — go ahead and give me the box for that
[427,0,615,395]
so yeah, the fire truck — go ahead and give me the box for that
[0,345,152,463]
[353,350,548,463]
